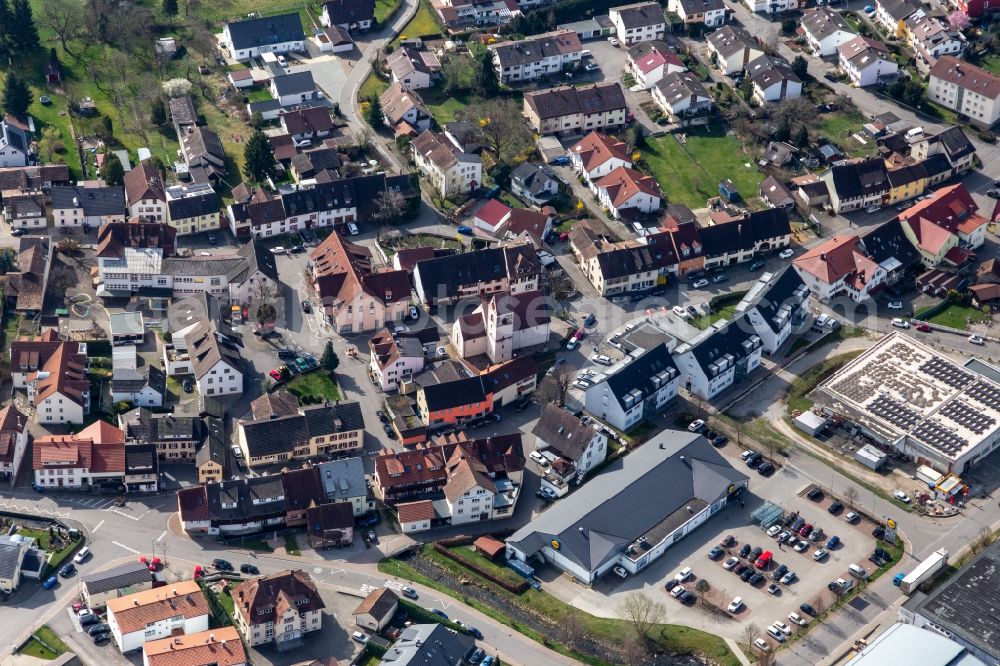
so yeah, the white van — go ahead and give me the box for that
[73,547,91,564]
[811,314,829,332]
[231,445,244,459]
[347,223,360,235]
[848,564,868,580]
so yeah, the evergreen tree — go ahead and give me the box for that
[792,123,809,148]
[365,96,384,129]
[162,0,178,17]
[99,152,125,186]
[150,96,167,127]
[49,46,59,65]
[0,0,12,58]
[320,341,340,372]
[791,55,808,80]
[243,129,276,183]
[474,48,498,96]
[10,0,40,53]
[2,71,31,117]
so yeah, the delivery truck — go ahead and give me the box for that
[899,548,949,595]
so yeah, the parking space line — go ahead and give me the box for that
[113,541,140,554]
[92,520,104,533]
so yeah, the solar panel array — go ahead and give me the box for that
[967,380,1000,410]
[919,357,974,390]
[939,400,997,435]
[912,420,969,456]
[868,395,920,430]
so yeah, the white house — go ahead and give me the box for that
[746,55,802,103]
[32,422,126,489]
[569,131,632,187]
[380,81,433,134]
[595,166,661,218]
[652,71,714,120]
[627,41,685,89]
[269,71,322,107]
[353,588,399,633]
[51,185,127,228]
[451,290,549,364]
[386,47,439,89]
[532,404,607,483]
[822,157,889,213]
[176,320,243,397]
[0,121,31,168]
[107,580,210,653]
[232,570,325,649]
[24,343,91,425]
[734,267,810,355]
[928,56,1000,129]
[221,13,305,62]
[368,326,427,392]
[907,14,964,72]
[742,0,798,14]
[668,0,727,27]
[142,628,247,666]
[839,36,898,87]
[321,0,375,31]
[110,346,166,408]
[801,8,857,57]
[522,82,628,136]
[793,234,888,302]
[674,316,763,400]
[0,404,30,482]
[1,193,46,229]
[609,2,666,44]
[510,163,559,205]
[706,26,764,76]
[123,164,167,222]
[490,30,583,83]
[411,130,482,198]
[583,344,680,431]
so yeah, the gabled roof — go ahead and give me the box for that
[280,107,334,135]
[96,220,177,258]
[0,120,30,155]
[591,343,678,412]
[655,70,711,109]
[353,587,398,621]
[323,0,376,24]
[860,218,922,267]
[900,183,987,242]
[272,71,317,97]
[876,0,920,22]
[610,1,666,28]
[759,175,794,207]
[524,82,627,120]
[233,570,325,626]
[107,580,209,635]
[121,407,203,443]
[827,157,889,200]
[182,320,242,380]
[569,131,631,174]
[239,402,364,458]
[310,231,411,308]
[387,47,440,80]
[595,166,661,208]
[236,236,279,283]
[381,81,430,127]
[195,417,231,476]
[510,163,557,197]
[838,35,891,70]
[123,164,166,206]
[382,624,475,666]
[81,561,151,595]
[747,54,800,89]
[51,185,127,217]
[144,628,247,666]
[225,12,304,50]
[628,40,684,75]
[492,30,582,69]
[930,55,1000,99]
[706,25,760,60]
[736,266,809,335]
[413,245,540,302]
[794,234,879,286]
[801,7,855,41]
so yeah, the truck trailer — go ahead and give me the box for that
[899,548,949,595]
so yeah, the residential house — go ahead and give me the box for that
[413,244,540,306]
[80,561,153,609]
[280,107,335,144]
[124,164,167,222]
[270,71,322,107]
[481,354,539,408]
[490,30,583,83]
[674,316,764,399]
[124,443,159,493]
[51,185,127,228]
[110,346,166,407]
[627,40,685,89]
[609,3,666,44]
[411,130,482,197]
[229,237,280,305]
[698,208,792,269]
[522,82,628,136]
[321,0,375,31]
[2,192,46,229]
[18,337,90,425]
[668,0,727,27]
[0,120,30,168]
[177,124,227,186]
[906,14,964,73]
[369,326,428,391]
[569,223,676,295]
[386,47,441,88]
[884,162,928,205]
[309,231,411,332]
[822,157,889,213]
[305,501,355,548]
[706,26,763,76]
[236,402,365,468]
[652,71,714,122]
[503,206,555,246]
[3,236,50,317]
[665,219,706,276]
[584,343,680,430]
[393,246,457,274]
[595,166,661,219]
[106,580,210,653]
[0,164,70,192]
[290,148,342,181]
[510,163,559,205]
[532,404,607,494]
[32,422,126,489]
[910,126,977,178]
[383,624,475,664]
[9,330,78,387]
[747,55,802,103]
[839,36,898,87]
[742,0,799,14]
[143,627,247,666]
[0,404,29,482]
[0,537,29,593]
[221,13,305,61]
[353,588,399,632]
[177,320,243,397]
[759,175,795,209]
[874,0,921,38]
[120,408,203,462]
[316,457,373,516]
[899,183,988,267]
[413,357,537,427]
[568,131,632,187]
[450,290,550,363]
[430,0,520,33]
[928,57,1000,129]
[232,570,325,649]
[733,266,810,354]
[380,82,432,137]
[166,183,220,236]
[196,417,231,484]
[956,0,1000,17]
[793,234,888,301]
[801,8,857,57]
[506,431,749,584]
[96,220,177,262]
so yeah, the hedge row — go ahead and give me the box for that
[432,543,529,594]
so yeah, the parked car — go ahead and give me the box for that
[73,547,91,564]
[430,608,448,620]
[383,423,396,439]
[212,559,233,571]
[708,547,723,560]
[781,571,797,585]
[798,524,813,537]
[401,586,418,599]
[828,501,843,514]
[536,487,556,501]
[800,603,817,616]
[767,583,780,595]
[793,540,809,553]
[351,631,369,644]
[812,548,828,561]
[79,613,99,627]
[687,419,706,433]
[301,300,311,313]
[845,511,860,523]
[720,535,735,547]
[733,562,748,575]
[807,487,824,501]
[916,323,931,332]
[740,568,755,582]
[727,597,743,613]
[674,567,693,583]
[711,273,729,283]
[59,563,75,577]
[91,632,110,645]
[613,566,629,579]
[608,36,619,46]
[894,490,911,503]
[888,301,903,310]
[42,576,58,590]
[723,557,739,570]
[739,544,752,559]
[87,623,110,636]
[969,335,985,346]
[713,435,729,447]
[766,625,786,643]
[757,461,775,476]
[771,564,788,581]
[457,226,473,235]
[669,583,686,598]
[779,249,794,259]
[749,259,765,271]
[891,318,909,328]
[240,563,260,575]
[692,278,709,289]
[788,611,807,625]
[826,536,840,549]
[182,378,194,393]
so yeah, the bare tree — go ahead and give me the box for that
[39,0,86,55]
[741,623,761,652]
[548,272,575,301]
[844,486,859,511]
[456,98,533,169]
[561,609,584,648]
[373,188,408,226]
[617,592,666,642]
[536,364,574,407]
[970,525,995,556]
[188,27,219,65]
[622,634,651,664]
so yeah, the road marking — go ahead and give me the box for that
[156,531,167,542]
[113,541,140,554]
[92,520,104,533]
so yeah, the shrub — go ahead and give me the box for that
[978,130,996,144]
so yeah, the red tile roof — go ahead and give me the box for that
[396,500,435,523]
[570,132,631,175]
[596,166,661,208]
[474,199,512,229]
[32,430,126,474]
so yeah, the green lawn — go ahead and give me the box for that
[285,371,341,402]
[284,533,301,555]
[915,302,989,330]
[393,0,443,44]
[245,88,274,103]
[983,54,1000,76]
[420,85,477,124]
[814,110,874,158]
[691,291,748,330]
[641,126,762,209]
[360,71,391,102]
[385,547,740,666]
[785,351,864,414]
[375,0,402,22]
[446,546,526,587]
[19,626,69,660]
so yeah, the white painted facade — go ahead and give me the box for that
[109,607,209,653]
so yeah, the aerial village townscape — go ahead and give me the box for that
[3,0,1000,664]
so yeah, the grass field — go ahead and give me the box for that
[916,302,989,330]
[642,126,762,209]
[385,233,463,254]
[360,71,392,102]
[983,54,1000,76]
[393,0,442,44]
[785,351,864,414]
[814,110,874,158]
[691,291,748,330]
[375,0,402,22]
[421,87,476,124]
[19,626,69,660]
[285,371,341,402]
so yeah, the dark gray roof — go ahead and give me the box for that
[531,405,598,462]
[272,71,317,97]
[81,561,151,595]
[240,402,365,458]
[683,315,763,374]
[125,443,158,472]
[51,185,127,217]
[802,7,854,41]
[612,2,665,29]
[0,539,24,581]
[0,121,30,154]
[121,407,203,443]
[315,457,367,500]
[706,25,759,60]
[414,247,507,301]
[166,189,221,220]
[598,343,678,412]
[507,431,748,572]
[675,0,725,15]
[747,54,800,89]
[196,416,231,476]
[169,96,197,126]
[225,12,304,51]
[902,538,1000,659]
[421,376,487,412]
[205,477,287,522]
[877,0,920,21]
[161,257,245,277]
[510,163,557,197]
[380,623,475,665]
[828,158,889,200]
[237,237,279,283]
[738,266,809,335]
[323,0,375,24]
[861,218,922,268]
[935,126,975,162]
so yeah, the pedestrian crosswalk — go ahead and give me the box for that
[62,497,116,509]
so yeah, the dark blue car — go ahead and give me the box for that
[42,576,58,590]
[430,608,449,620]
[457,226,473,235]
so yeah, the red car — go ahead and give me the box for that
[574,328,585,341]
[916,323,931,332]
[799,524,813,537]
[559,232,569,242]
[268,369,282,381]
[755,551,773,569]
[148,557,161,572]
[193,565,204,579]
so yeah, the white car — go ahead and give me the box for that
[766,625,786,642]
[584,63,599,72]
[788,611,808,626]
[591,354,613,365]
[271,246,286,254]
[892,318,909,328]
[740,449,755,460]
[672,305,690,318]
[969,335,985,345]
[573,380,592,390]
[845,511,860,523]
[278,54,288,67]
[723,557,739,570]
[529,451,548,467]
[612,566,628,578]
[670,584,686,598]
[692,279,709,289]
[347,222,360,235]
[812,548,828,561]
[894,490,911,503]
[674,567,693,583]
[351,631,368,644]
[888,301,903,310]
[198,251,213,256]
[753,638,770,652]
[728,596,743,613]
[608,36,619,46]
[687,420,705,433]
[864,205,882,214]
[767,525,781,538]
[779,249,794,259]
[773,621,792,636]
[793,540,809,553]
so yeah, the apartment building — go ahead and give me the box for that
[490,30,583,83]
[522,82,628,135]
[928,56,1000,128]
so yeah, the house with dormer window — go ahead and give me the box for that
[233,570,325,649]
[674,316,764,399]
